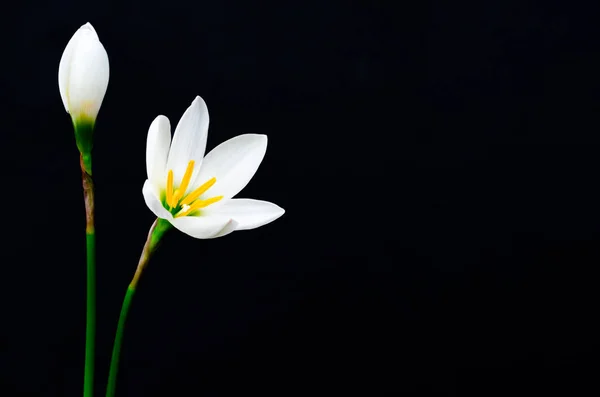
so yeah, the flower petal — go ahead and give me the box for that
[165,96,209,191]
[206,199,284,230]
[146,115,172,186]
[59,23,109,120]
[58,24,86,112]
[59,23,99,113]
[209,218,238,239]
[194,134,268,203]
[142,180,173,220]
[170,214,237,239]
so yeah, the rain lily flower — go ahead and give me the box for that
[58,22,109,397]
[107,96,285,396]
[58,22,109,126]
[142,96,285,239]
[58,22,109,173]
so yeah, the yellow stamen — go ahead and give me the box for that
[166,170,174,207]
[178,160,195,197]
[180,177,217,206]
[176,195,223,218]
[193,195,223,209]
[172,189,182,206]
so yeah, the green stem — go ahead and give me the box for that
[81,154,96,397]
[105,287,135,397]
[105,218,171,397]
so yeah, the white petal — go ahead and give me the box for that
[209,218,238,239]
[142,180,173,221]
[206,199,285,230]
[146,115,172,186]
[194,134,268,203]
[170,214,237,239]
[165,96,209,192]
[58,23,99,113]
[59,23,109,120]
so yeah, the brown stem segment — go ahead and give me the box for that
[80,152,96,397]
[130,221,156,289]
[81,154,95,234]
[130,218,171,289]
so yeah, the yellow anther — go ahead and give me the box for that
[176,195,223,218]
[166,170,174,207]
[180,177,217,206]
[178,160,195,196]
[193,195,223,209]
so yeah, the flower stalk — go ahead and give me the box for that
[81,152,96,397]
[105,218,171,397]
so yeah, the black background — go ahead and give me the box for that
[1,0,600,395]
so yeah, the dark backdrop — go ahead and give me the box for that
[1,0,600,396]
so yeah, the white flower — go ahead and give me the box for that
[142,96,285,239]
[58,22,109,124]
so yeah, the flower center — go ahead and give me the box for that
[164,160,223,217]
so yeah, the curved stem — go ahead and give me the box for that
[105,218,171,397]
[105,287,135,397]
[81,155,96,397]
